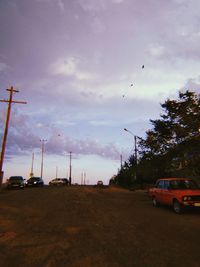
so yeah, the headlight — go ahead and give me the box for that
[183,196,192,201]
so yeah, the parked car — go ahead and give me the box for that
[49,178,69,186]
[26,177,44,187]
[149,178,200,214]
[93,180,105,188]
[97,180,104,186]
[6,176,26,189]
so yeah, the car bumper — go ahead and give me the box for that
[7,184,24,189]
[183,201,200,207]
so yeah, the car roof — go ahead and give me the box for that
[9,176,23,179]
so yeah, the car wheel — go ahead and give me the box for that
[173,200,184,214]
[152,197,159,207]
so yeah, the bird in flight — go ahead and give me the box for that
[130,84,133,86]
[142,65,144,69]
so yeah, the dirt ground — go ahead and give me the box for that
[0,185,200,267]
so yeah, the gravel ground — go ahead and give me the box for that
[0,185,200,267]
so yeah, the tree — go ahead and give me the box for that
[115,90,200,187]
[141,90,200,181]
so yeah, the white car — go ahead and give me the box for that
[49,178,69,186]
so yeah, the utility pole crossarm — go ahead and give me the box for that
[6,88,19,93]
[0,99,27,104]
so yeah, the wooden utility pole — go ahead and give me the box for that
[81,172,83,185]
[40,139,47,179]
[84,171,86,185]
[69,151,72,185]
[0,86,27,187]
[30,152,34,178]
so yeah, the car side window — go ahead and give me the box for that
[156,180,164,189]
[164,180,170,189]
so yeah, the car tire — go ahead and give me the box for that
[173,200,184,214]
[152,197,159,207]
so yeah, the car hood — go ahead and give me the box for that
[9,181,23,184]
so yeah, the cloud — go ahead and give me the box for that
[147,43,167,58]
[78,0,125,11]
[77,0,107,11]
[92,17,106,34]
[112,0,124,3]
[0,62,8,72]
[0,107,121,160]
[50,57,93,81]
[181,77,200,94]
[62,137,120,160]
[89,120,115,126]
[36,0,65,13]
[51,57,76,76]
[57,0,65,12]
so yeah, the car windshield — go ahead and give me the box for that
[9,176,23,181]
[29,177,40,181]
[170,180,199,190]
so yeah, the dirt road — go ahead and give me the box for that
[0,186,200,267]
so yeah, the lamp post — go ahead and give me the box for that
[124,128,141,181]
[40,139,47,179]
[120,154,123,170]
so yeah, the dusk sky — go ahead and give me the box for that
[0,0,200,184]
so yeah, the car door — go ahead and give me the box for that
[161,180,173,205]
[155,180,164,203]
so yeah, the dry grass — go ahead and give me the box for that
[0,186,200,267]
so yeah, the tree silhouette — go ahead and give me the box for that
[114,90,200,187]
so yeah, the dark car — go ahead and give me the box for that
[7,176,25,189]
[97,180,103,186]
[26,177,44,187]
[94,180,105,188]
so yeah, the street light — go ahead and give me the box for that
[124,128,141,181]
[40,139,47,179]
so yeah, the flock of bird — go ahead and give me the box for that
[122,65,144,98]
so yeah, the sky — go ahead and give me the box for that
[0,0,200,185]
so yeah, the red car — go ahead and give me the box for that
[149,178,200,214]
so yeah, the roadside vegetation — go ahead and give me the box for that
[111,90,200,187]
